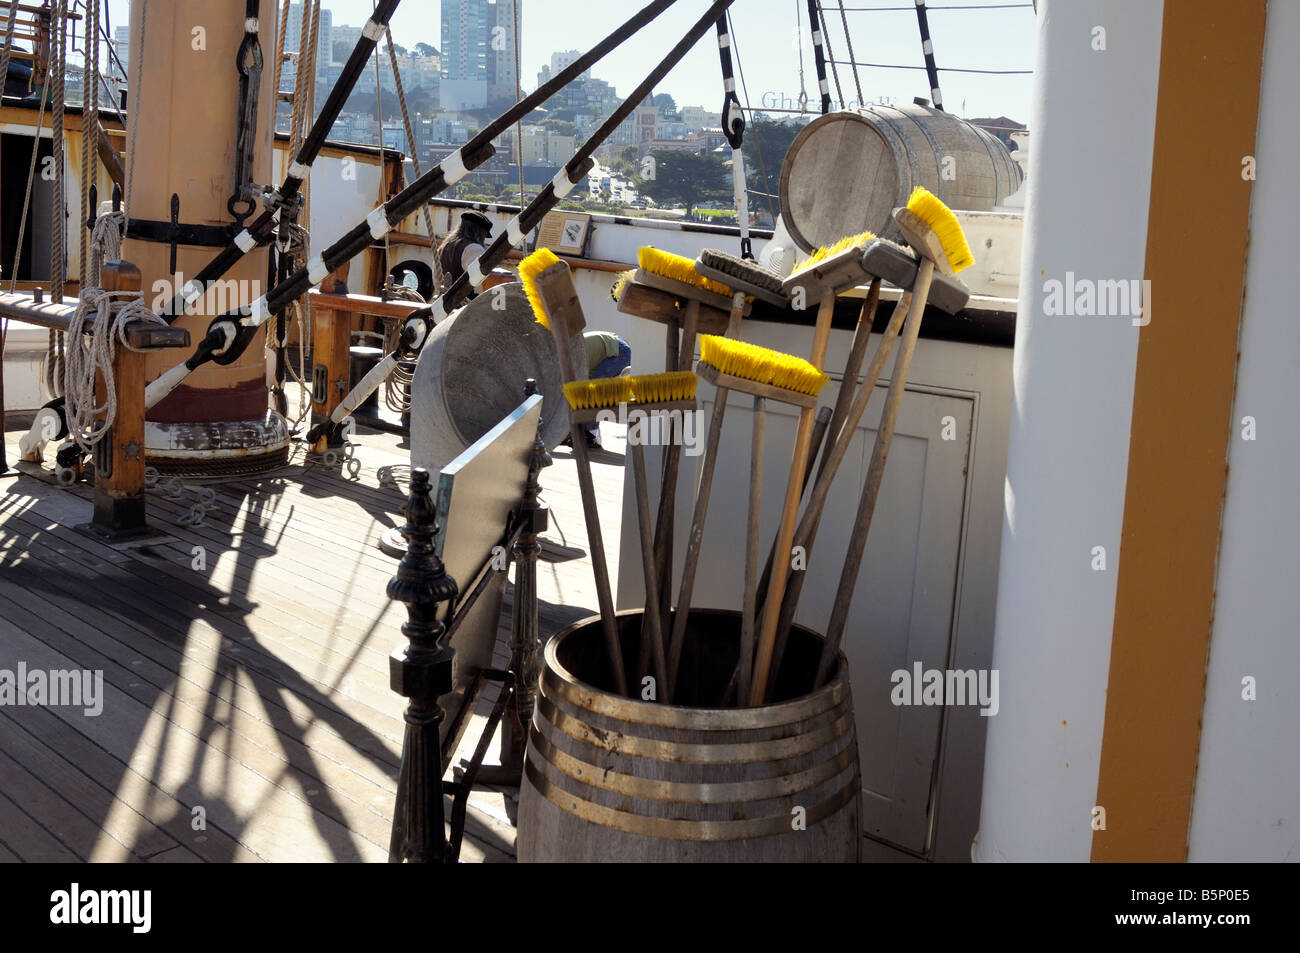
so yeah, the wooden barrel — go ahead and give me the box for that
[517,609,861,862]
[779,104,1022,253]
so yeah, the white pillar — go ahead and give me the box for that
[973,0,1164,862]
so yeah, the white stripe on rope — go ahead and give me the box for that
[923,39,933,55]
[182,281,204,305]
[820,79,830,94]
[506,218,525,247]
[439,151,468,185]
[718,33,731,49]
[432,298,448,322]
[245,18,259,32]
[367,206,391,239]
[288,160,310,180]
[234,229,257,253]
[932,89,943,105]
[812,30,822,45]
[307,255,329,285]
[724,77,735,93]
[362,18,384,41]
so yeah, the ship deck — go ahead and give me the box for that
[0,415,627,862]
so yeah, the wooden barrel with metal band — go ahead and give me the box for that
[517,609,862,862]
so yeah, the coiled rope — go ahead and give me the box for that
[64,215,167,453]
[380,280,424,413]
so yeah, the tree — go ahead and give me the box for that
[414,42,438,58]
[389,43,408,57]
[539,119,578,138]
[634,151,729,218]
[743,118,807,210]
[652,92,677,117]
[333,40,351,65]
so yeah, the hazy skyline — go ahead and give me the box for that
[103,1,1036,121]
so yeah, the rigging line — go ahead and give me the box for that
[814,1,845,109]
[913,0,945,109]
[514,0,524,209]
[825,58,1030,73]
[49,0,67,308]
[384,23,435,253]
[834,0,864,106]
[726,11,775,225]
[123,0,145,236]
[371,0,390,278]
[838,4,1032,10]
[79,0,100,285]
[793,0,807,110]
[7,64,49,293]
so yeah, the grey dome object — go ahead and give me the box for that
[409,282,583,475]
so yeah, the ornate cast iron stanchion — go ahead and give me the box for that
[388,467,459,863]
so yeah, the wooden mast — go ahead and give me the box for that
[121,0,285,472]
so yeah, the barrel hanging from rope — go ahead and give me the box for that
[913,0,945,111]
[805,0,831,115]
[228,0,263,222]
[715,16,751,259]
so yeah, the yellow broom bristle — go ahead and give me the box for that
[792,231,875,274]
[698,335,829,397]
[905,187,974,272]
[630,371,697,405]
[518,247,562,328]
[638,247,732,297]
[563,376,634,411]
[610,269,634,302]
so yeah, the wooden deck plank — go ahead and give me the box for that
[0,710,198,862]
[0,415,627,863]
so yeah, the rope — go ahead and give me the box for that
[273,0,290,111]
[814,1,844,109]
[371,0,390,277]
[804,0,831,114]
[379,281,422,413]
[834,1,864,107]
[714,15,750,258]
[384,24,435,254]
[793,0,807,112]
[123,0,145,234]
[913,0,945,110]
[6,68,49,293]
[46,1,69,396]
[64,280,165,454]
[79,0,100,286]
[728,14,776,225]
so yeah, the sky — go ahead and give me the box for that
[103,0,1036,122]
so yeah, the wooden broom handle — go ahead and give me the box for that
[747,290,836,705]
[814,258,934,688]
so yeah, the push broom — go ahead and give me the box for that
[665,335,829,701]
[565,370,699,698]
[615,248,746,677]
[812,188,974,690]
[745,231,888,705]
[760,238,972,697]
[519,249,629,696]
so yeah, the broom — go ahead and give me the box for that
[812,187,973,689]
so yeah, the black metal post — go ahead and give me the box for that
[387,467,459,863]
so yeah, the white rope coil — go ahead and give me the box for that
[64,286,167,454]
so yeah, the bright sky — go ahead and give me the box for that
[104,1,1036,121]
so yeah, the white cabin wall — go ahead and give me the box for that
[1187,0,1300,863]
[973,0,1164,862]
